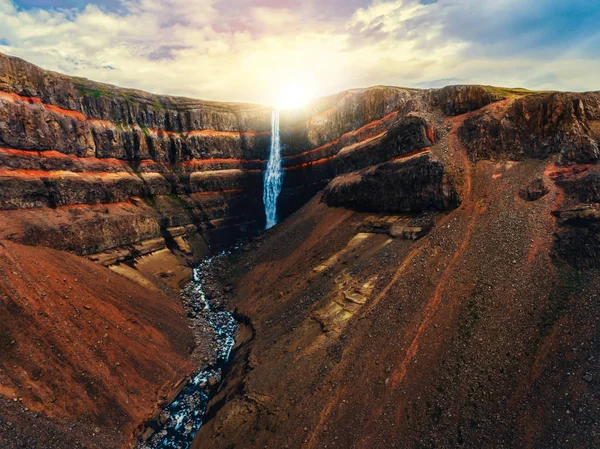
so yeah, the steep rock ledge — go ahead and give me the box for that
[459,92,600,163]
[323,151,458,213]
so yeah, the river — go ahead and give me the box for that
[137,252,238,449]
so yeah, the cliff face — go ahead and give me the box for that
[459,92,600,163]
[0,53,275,263]
[4,53,599,269]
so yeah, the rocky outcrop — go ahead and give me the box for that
[459,92,600,163]
[553,167,600,203]
[323,152,458,213]
[545,163,600,268]
[553,206,600,269]
[427,85,506,116]
[519,177,550,201]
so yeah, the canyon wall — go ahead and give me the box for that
[0,53,501,271]
[4,52,599,270]
[0,52,276,266]
[0,54,451,264]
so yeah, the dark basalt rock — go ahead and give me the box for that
[427,85,505,116]
[553,206,600,269]
[553,170,600,203]
[519,177,550,201]
[559,136,600,165]
[459,92,600,162]
[322,153,459,213]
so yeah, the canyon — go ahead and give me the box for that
[1,51,600,449]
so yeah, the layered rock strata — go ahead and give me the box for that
[0,53,519,263]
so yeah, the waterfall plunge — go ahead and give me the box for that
[263,110,284,230]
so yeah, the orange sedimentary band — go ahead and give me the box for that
[0,147,130,166]
[0,168,253,182]
[163,130,270,138]
[0,147,262,171]
[284,146,430,171]
[284,155,337,171]
[0,168,137,179]
[390,147,431,160]
[0,91,111,125]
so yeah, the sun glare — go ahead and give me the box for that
[275,81,311,110]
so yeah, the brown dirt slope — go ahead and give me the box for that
[193,106,600,449]
[0,240,194,448]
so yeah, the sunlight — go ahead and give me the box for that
[274,81,312,110]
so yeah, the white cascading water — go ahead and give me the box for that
[263,109,284,230]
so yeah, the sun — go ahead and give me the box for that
[275,81,311,110]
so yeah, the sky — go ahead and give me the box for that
[1,0,599,106]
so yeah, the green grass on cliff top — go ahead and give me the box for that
[483,86,546,98]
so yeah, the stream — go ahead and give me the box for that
[138,252,238,449]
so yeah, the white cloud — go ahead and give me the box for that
[0,0,598,106]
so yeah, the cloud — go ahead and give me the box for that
[401,0,600,59]
[0,0,599,106]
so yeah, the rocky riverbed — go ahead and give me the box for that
[137,251,239,449]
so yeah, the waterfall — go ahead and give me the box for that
[263,109,284,230]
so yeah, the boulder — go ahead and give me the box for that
[323,153,459,214]
[519,177,550,201]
